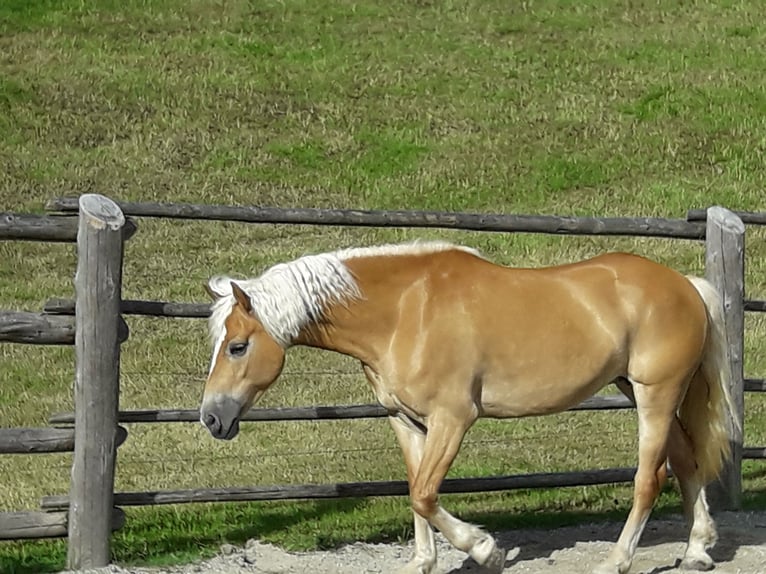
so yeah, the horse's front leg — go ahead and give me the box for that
[409,409,506,572]
[389,415,437,574]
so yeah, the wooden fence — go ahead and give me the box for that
[1,195,764,569]
[0,195,131,569]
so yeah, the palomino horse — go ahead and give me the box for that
[200,241,735,574]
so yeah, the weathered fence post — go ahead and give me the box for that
[704,206,745,511]
[68,195,126,569]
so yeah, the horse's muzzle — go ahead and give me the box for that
[200,394,242,440]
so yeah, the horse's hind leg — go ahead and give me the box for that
[665,417,717,570]
[616,379,717,570]
[389,415,437,574]
[595,380,684,574]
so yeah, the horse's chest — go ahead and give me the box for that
[362,365,425,422]
[364,366,400,410]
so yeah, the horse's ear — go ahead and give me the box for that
[203,283,220,301]
[206,276,231,300]
[230,281,252,313]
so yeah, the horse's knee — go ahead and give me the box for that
[634,471,661,502]
[411,491,438,519]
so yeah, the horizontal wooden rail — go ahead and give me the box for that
[0,511,72,540]
[687,209,766,225]
[40,467,639,511]
[0,311,129,345]
[743,447,766,459]
[0,213,80,243]
[0,428,75,454]
[0,213,136,242]
[49,395,634,425]
[44,298,211,318]
[47,381,765,425]
[46,197,707,239]
[47,296,764,320]
[50,382,766,425]
[0,311,76,344]
[744,379,766,392]
[0,426,127,454]
[0,509,125,540]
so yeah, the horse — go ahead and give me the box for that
[199,241,735,574]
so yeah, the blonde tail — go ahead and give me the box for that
[681,276,739,483]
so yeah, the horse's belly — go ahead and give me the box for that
[479,373,615,418]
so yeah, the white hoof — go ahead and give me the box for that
[482,545,506,572]
[680,552,714,571]
[470,536,506,572]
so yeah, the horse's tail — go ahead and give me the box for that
[680,276,738,483]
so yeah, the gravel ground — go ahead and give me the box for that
[60,510,766,574]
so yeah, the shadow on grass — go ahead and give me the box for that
[2,486,765,574]
[446,488,766,574]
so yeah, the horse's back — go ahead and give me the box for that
[425,250,708,417]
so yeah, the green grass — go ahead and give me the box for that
[1,0,765,572]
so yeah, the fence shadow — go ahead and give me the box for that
[445,497,766,573]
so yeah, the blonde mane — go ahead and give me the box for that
[207,241,479,347]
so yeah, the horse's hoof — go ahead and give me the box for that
[481,545,506,572]
[470,536,506,572]
[680,554,714,571]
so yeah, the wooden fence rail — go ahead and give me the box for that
[0,428,76,454]
[0,311,129,344]
[47,395,634,426]
[0,427,127,455]
[0,311,76,344]
[40,467,641,511]
[42,296,766,318]
[44,298,211,318]
[0,213,136,242]
[687,209,766,225]
[0,509,125,540]
[45,197,708,239]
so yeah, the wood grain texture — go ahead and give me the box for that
[0,509,124,540]
[0,311,76,344]
[0,426,126,454]
[705,206,745,511]
[41,467,639,510]
[46,196,706,239]
[68,194,126,569]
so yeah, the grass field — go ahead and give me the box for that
[1,1,765,572]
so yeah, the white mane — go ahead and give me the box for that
[207,241,480,347]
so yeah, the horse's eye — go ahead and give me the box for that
[228,341,249,357]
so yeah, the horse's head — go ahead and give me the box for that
[200,278,285,440]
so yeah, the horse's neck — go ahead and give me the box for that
[292,255,420,367]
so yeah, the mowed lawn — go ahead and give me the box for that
[1,0,765,571]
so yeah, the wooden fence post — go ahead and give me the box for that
[68,195,126,569]
[705,206,745,511]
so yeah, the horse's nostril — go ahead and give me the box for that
[203,413,220,433]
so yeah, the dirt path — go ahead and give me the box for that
[63,510,766,574]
